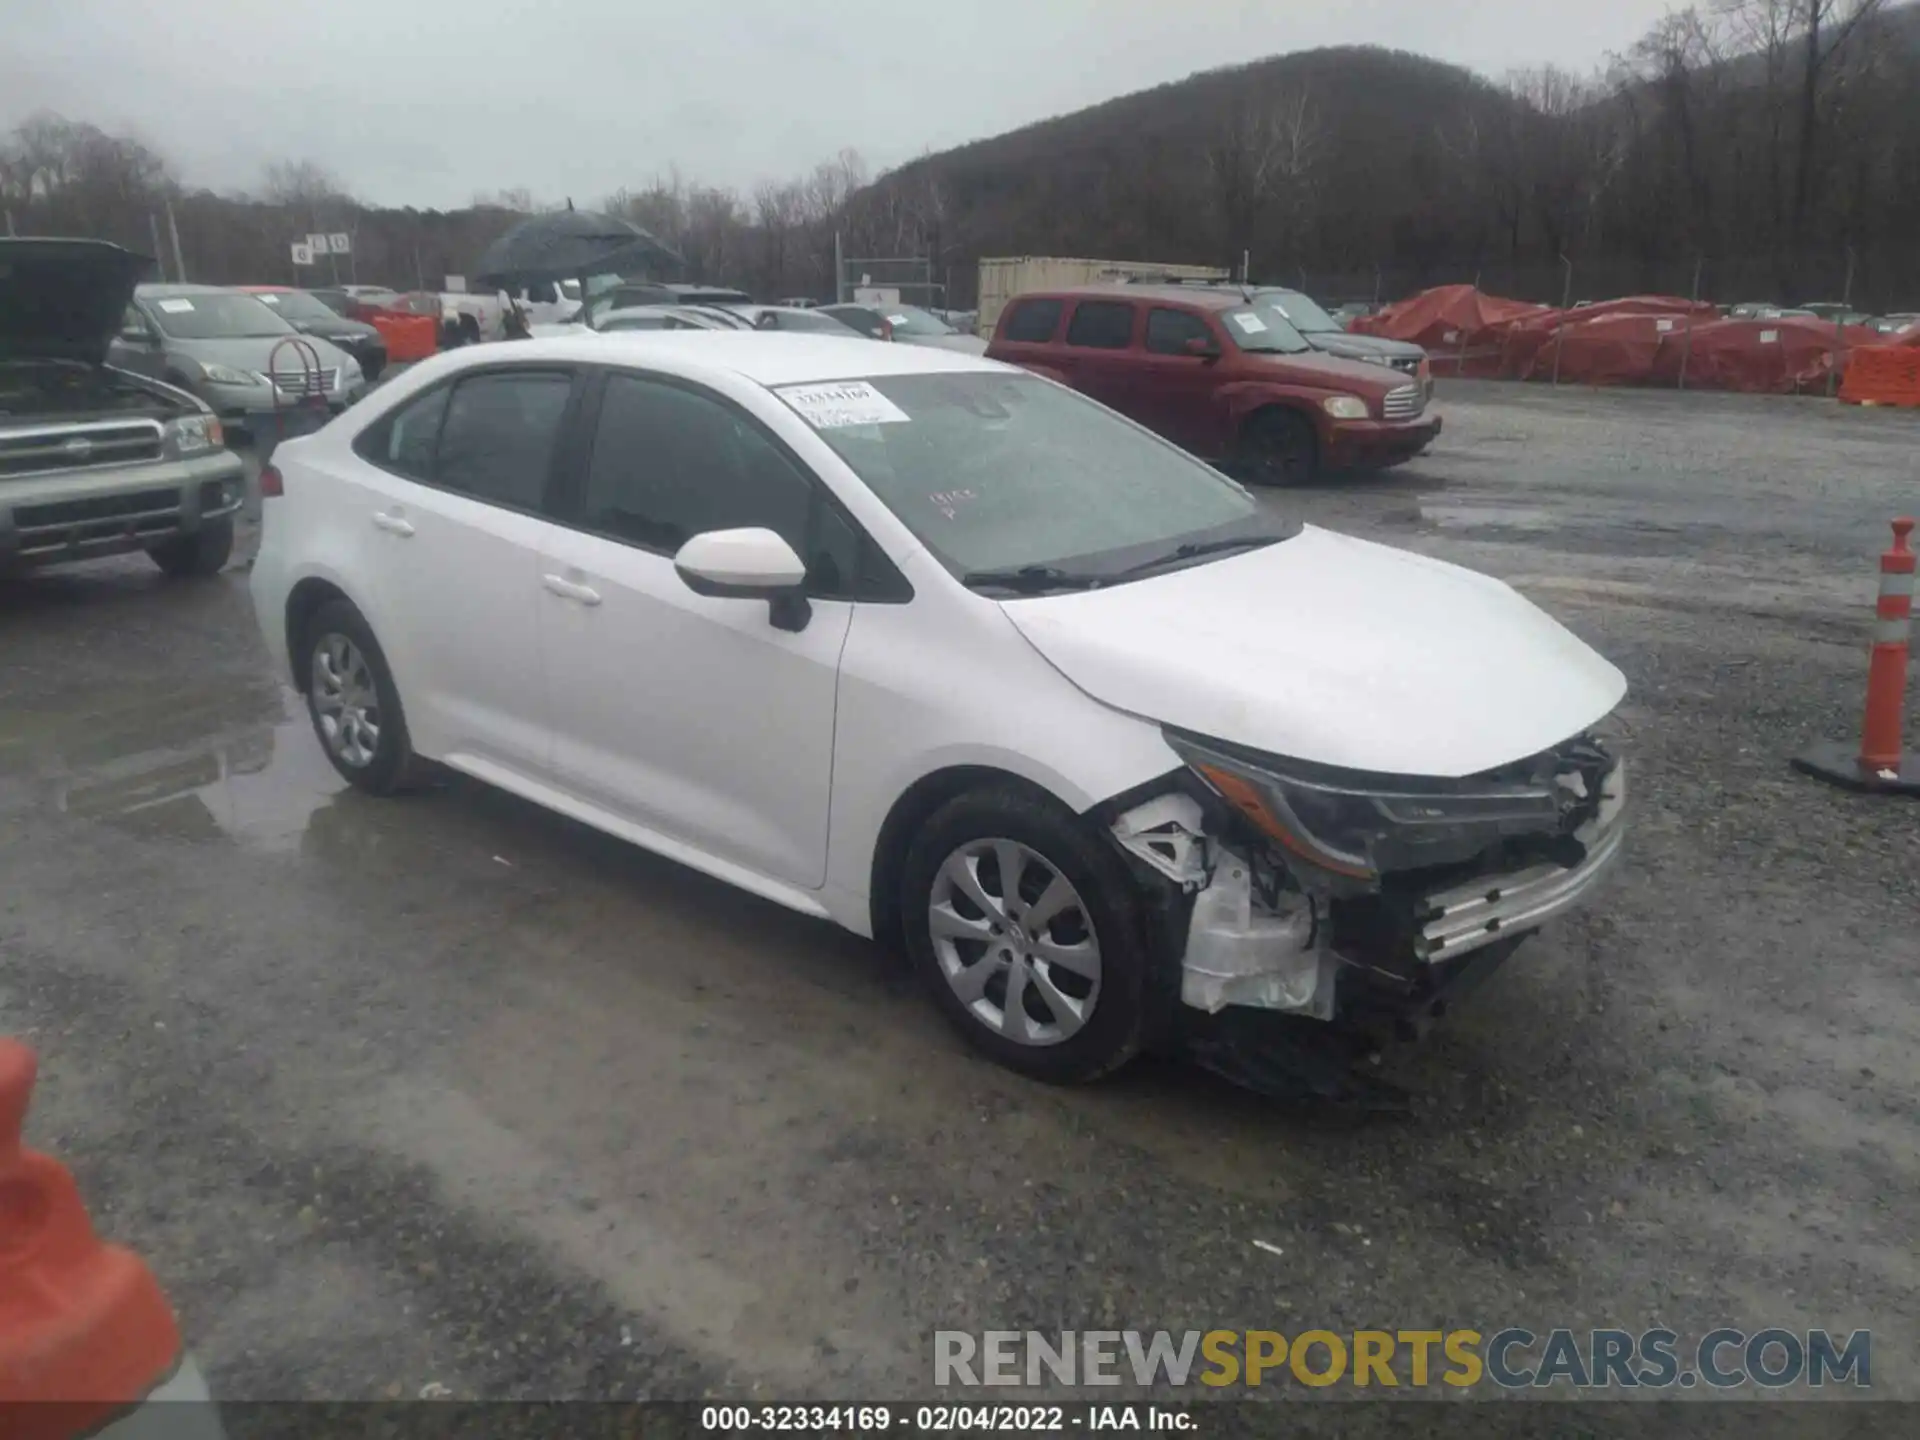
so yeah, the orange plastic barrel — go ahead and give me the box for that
[0,1041,184,1440]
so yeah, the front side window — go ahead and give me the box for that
[1145,308,1216,355]
[433,370,572,510]
[1065,301,1136,350]
[1000,299,1063,344]
[581,373,863,596]
[776,372,1287,586]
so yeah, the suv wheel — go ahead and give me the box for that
[148,517,234,578]
[301,599,427,795]
[900,786,1150,1084]
[1239,408,1319,486]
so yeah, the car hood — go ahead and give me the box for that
[164,333,354,371]
[286,314,379,344]
[999,525,1627,778]
[1,238,152,364]
[1307,332,1425,362]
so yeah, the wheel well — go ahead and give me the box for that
[283,578,352,692]
[1241,401,1316,440]
[867,765,1071,947]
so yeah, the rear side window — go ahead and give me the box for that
[382,386,450,479]
[1145,308,1216,355]
[1000,298,1063,344]
[1065,301,1136,350]
[434,370,573,510]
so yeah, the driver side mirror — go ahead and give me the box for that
[673,527,812,633]
[119,320,154,344]
[1183,335,1222,360]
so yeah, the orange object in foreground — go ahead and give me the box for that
[0,1040,183,1440]
[1792,518,1920,796]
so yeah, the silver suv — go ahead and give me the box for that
[2,238,246,577]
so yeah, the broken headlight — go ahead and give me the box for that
[1165,731,1563,881]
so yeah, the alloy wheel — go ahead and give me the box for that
[927,838,1102,1046]
[310,633,382,769]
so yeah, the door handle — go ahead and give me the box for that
[542,573,602,606]
[371,511,415,536]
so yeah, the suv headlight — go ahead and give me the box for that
[1165,732,1561,880]
[200,363,257,387]
[1321,395,1370,419]
[165,414,223,456]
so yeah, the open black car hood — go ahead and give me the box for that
[0,238,152,365]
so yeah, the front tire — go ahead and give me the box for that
[148,517,234,578]
[301,599,427,795]
[1239,407,1319,486]
[900,786,1152,1084]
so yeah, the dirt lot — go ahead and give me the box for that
[1,380,1917,1409]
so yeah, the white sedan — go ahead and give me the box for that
[248,333,1627,1091]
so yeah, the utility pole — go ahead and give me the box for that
[165,199,186,281]
[833,230,845,303]
[3,208,15,237]
[149,213,167,277]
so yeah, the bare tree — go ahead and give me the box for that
[1206,82,1325,273]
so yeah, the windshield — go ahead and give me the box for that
[145,292,294,339]
[1259,290,1342,334]
[1221,303,1312,355]
[776,372,1288,584]
[250,290,340,324]
[883,305,955,337]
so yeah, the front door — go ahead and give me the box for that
[538,370,863,889]
[341,366,576,777]
[1126,306,1233,456]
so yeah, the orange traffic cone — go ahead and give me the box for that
[0,1039,221,1440]
[1794,517,1920,795]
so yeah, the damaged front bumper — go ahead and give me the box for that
[1108,734,1628,1095]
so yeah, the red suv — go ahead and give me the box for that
[986,285,1439,483]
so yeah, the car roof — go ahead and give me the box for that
[135,283,243,297]
[1023,284,1246,311]
[438,331,1002,387]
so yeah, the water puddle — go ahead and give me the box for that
[1421,503,1557,531]
[7,685,346,853]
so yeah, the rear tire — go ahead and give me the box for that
[900,785,1152,1084]
[300,599,429,796]
[1239,407,1319,486]
[148,517,234,578]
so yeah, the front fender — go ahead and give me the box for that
[1215,381,1336,432]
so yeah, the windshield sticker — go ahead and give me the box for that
[887,314,910,325]
[257,294,281,305]
[929,487,978,519]
[1655,317,1674,332]
[1231,312,1268,334]
[156,298,195,313]
[777,380,910,429]
[1759,329,1779,344]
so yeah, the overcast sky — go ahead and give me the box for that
[3,0,1679,210]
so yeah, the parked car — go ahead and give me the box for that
[1123,280,1429,389]
[819,303,989,355]
[239,285,389,381]
[717,304,865,336]
[1868,314,1917,336]
[110,284,366,429]
[987,285,1439,484]
[311,284,404,319]
[248,332,1628,1092]
[0,238,245,576]
[1798,302,1872,325]
[1330,302,1377,328]
[526,304,752,338]
[587,281,752,320]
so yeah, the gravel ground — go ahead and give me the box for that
[1,380,1917,1421]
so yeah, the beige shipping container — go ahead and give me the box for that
[975,256,1231,336]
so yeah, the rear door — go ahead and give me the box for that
[1057,300,1141,414]
[344,365,578,777]
[1126,306,1234,455]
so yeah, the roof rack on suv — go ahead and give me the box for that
[1120,274,1236,288]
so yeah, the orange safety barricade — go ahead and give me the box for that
[1839,344,1920,408]
[367,310,440,363]
[0,1040,209,1440]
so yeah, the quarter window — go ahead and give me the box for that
[1000,298,1064,344]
